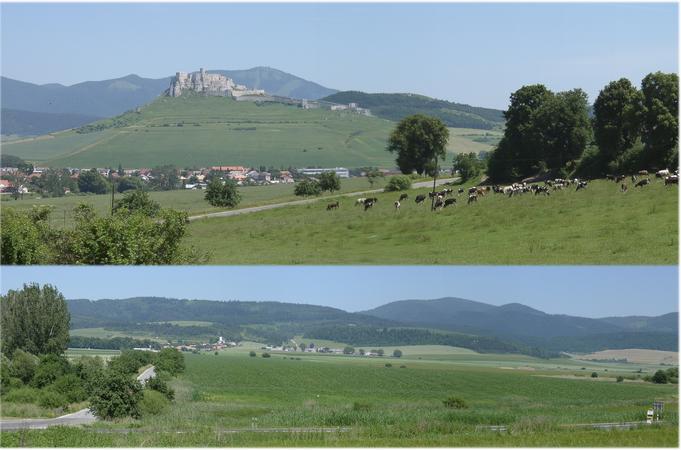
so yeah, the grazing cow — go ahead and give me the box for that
[656,169,670,178]
[444,198,457,207]
[468,186,478,195]
[476,188,486,196]
[326,201,339,210]
[535,186,550,196]
[467,193,478,204]
[631,175,638,183]
[620,183,628,193]
[399,193,409,201]
[394,200,401,210]
[364,197,378,205]
[433,198,444,210]
[606,174,616,181]
[635,178,651,188]
[615,175,626,183]
[575,181,588,191]
[457,188,464,195]
[355,198,366,206]
[415,194,426,204]
[364,200,375,211]
[664,175,678,185]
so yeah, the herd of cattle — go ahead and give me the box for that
[325,169,678,212]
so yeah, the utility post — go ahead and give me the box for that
[109,169,115,216]
[430,155,439,211]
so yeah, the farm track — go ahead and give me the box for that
[188,178,458,222]
[476,421,665,432]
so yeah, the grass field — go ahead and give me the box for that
[185,178,678,264]
[3,349,676,446]
[575,349,679,365]
[2,95,499,169]
[0,176,387,228]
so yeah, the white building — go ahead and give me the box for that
[298,167,350,178]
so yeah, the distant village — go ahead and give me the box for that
[0,164,389,197]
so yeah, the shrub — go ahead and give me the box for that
[31,354,70,388]
[214,351,218,356]
[392,349,402,358]
[52,374,88,403]
[651,370,669,384]
[10,350,38,384]
[146,376,174,401]
[385,363,392,368]
[591,372,598,378]
[262,353,271,358]
[384,175,412,192]
[139,389,169,416]
[38,390,68,409]
[89,371,143,420]
[113,190,161,217]
[400,365,407,369]
[443,397,468,409]
[205,179,241,208]
[249,351,256,357]
[294,179,321,197]
[156,348,185,375]
[4,386,41,403]
[616,376,624,383]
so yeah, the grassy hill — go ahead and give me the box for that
[1,108,102,136]
[4,95,499,168]
[322,91,505,130]
[185,178,678,264]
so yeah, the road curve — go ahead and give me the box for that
[188,177,458,222]
[0,366,156,431]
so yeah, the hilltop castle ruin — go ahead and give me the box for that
[167,68,265,98]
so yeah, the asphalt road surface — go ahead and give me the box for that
[188,177,458,221]
[0,366,156,431]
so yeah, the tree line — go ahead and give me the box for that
[1,283,186,419]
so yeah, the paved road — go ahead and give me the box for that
[0,366,156,431]
[188,178,458,222]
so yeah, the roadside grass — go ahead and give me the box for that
[0,177,386,228]
[4,351,676,446]
[185,178,678,264]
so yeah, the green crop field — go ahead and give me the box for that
[4,349,677,446]
[185,178,678,264]
[2,96,497,169]
[0,176,386,228]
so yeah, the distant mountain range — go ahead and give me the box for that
[66,296,677,355]
[0,67,338,135]
[1,66,505,137]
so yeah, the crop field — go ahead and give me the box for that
[3,349,677,446]
[64,348,121,360]
[0,177,385,228]
[185,178,678,264]
[576,349,679,365]
[1,96,496,169]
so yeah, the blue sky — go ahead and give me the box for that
[1,266,677,318]
[1,3,677,108]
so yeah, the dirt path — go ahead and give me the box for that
[188,177,458,222]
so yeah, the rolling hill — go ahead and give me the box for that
[1,108,102,136]
[361,297,678,352]
[321,91,505,130]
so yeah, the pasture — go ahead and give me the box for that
[3,349,677,446]
[0,176,385,228]
[186,178,678,264]
[2,96,496,169]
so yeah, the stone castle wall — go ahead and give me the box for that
[168,68,265,98]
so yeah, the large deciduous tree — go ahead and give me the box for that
[0,283,70,357]
[592,78,645,165]
[641,71,679,169]
[318,171,341,193]
[387,114,449,176]
[205,178,241,208]
[78,168,110,194]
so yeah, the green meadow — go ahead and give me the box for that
[185,178,678,264]
[2,95,498,169]
[3,348,677,446]
[0,177,385,228]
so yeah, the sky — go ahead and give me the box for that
[1,2,677,109]
[1,266,677,318]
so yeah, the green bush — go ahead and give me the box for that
[262,353,271,358]
[591,372,598,378]
[616,376,624,383]
[10,350,38,384]
[8,377,23,390]
[89,371,143,420]
[31,354,70,388]
[38,389,68,409]
[156,348,185,375]
[384,175,412,192]
[146,376,174,401]
[652,370,669,384]
[294,179,322,197]
[205,179,241,208]
[139,389,169,416]
[249,351,256,357]
[443,397,468,409]
[4,386,41,403]
[52,374,88,403]
[385,363,392,368]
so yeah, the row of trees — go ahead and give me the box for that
[1,283,185,419]
[1,191,203,265]
[486,72,678,182]
[294,172,342,197]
